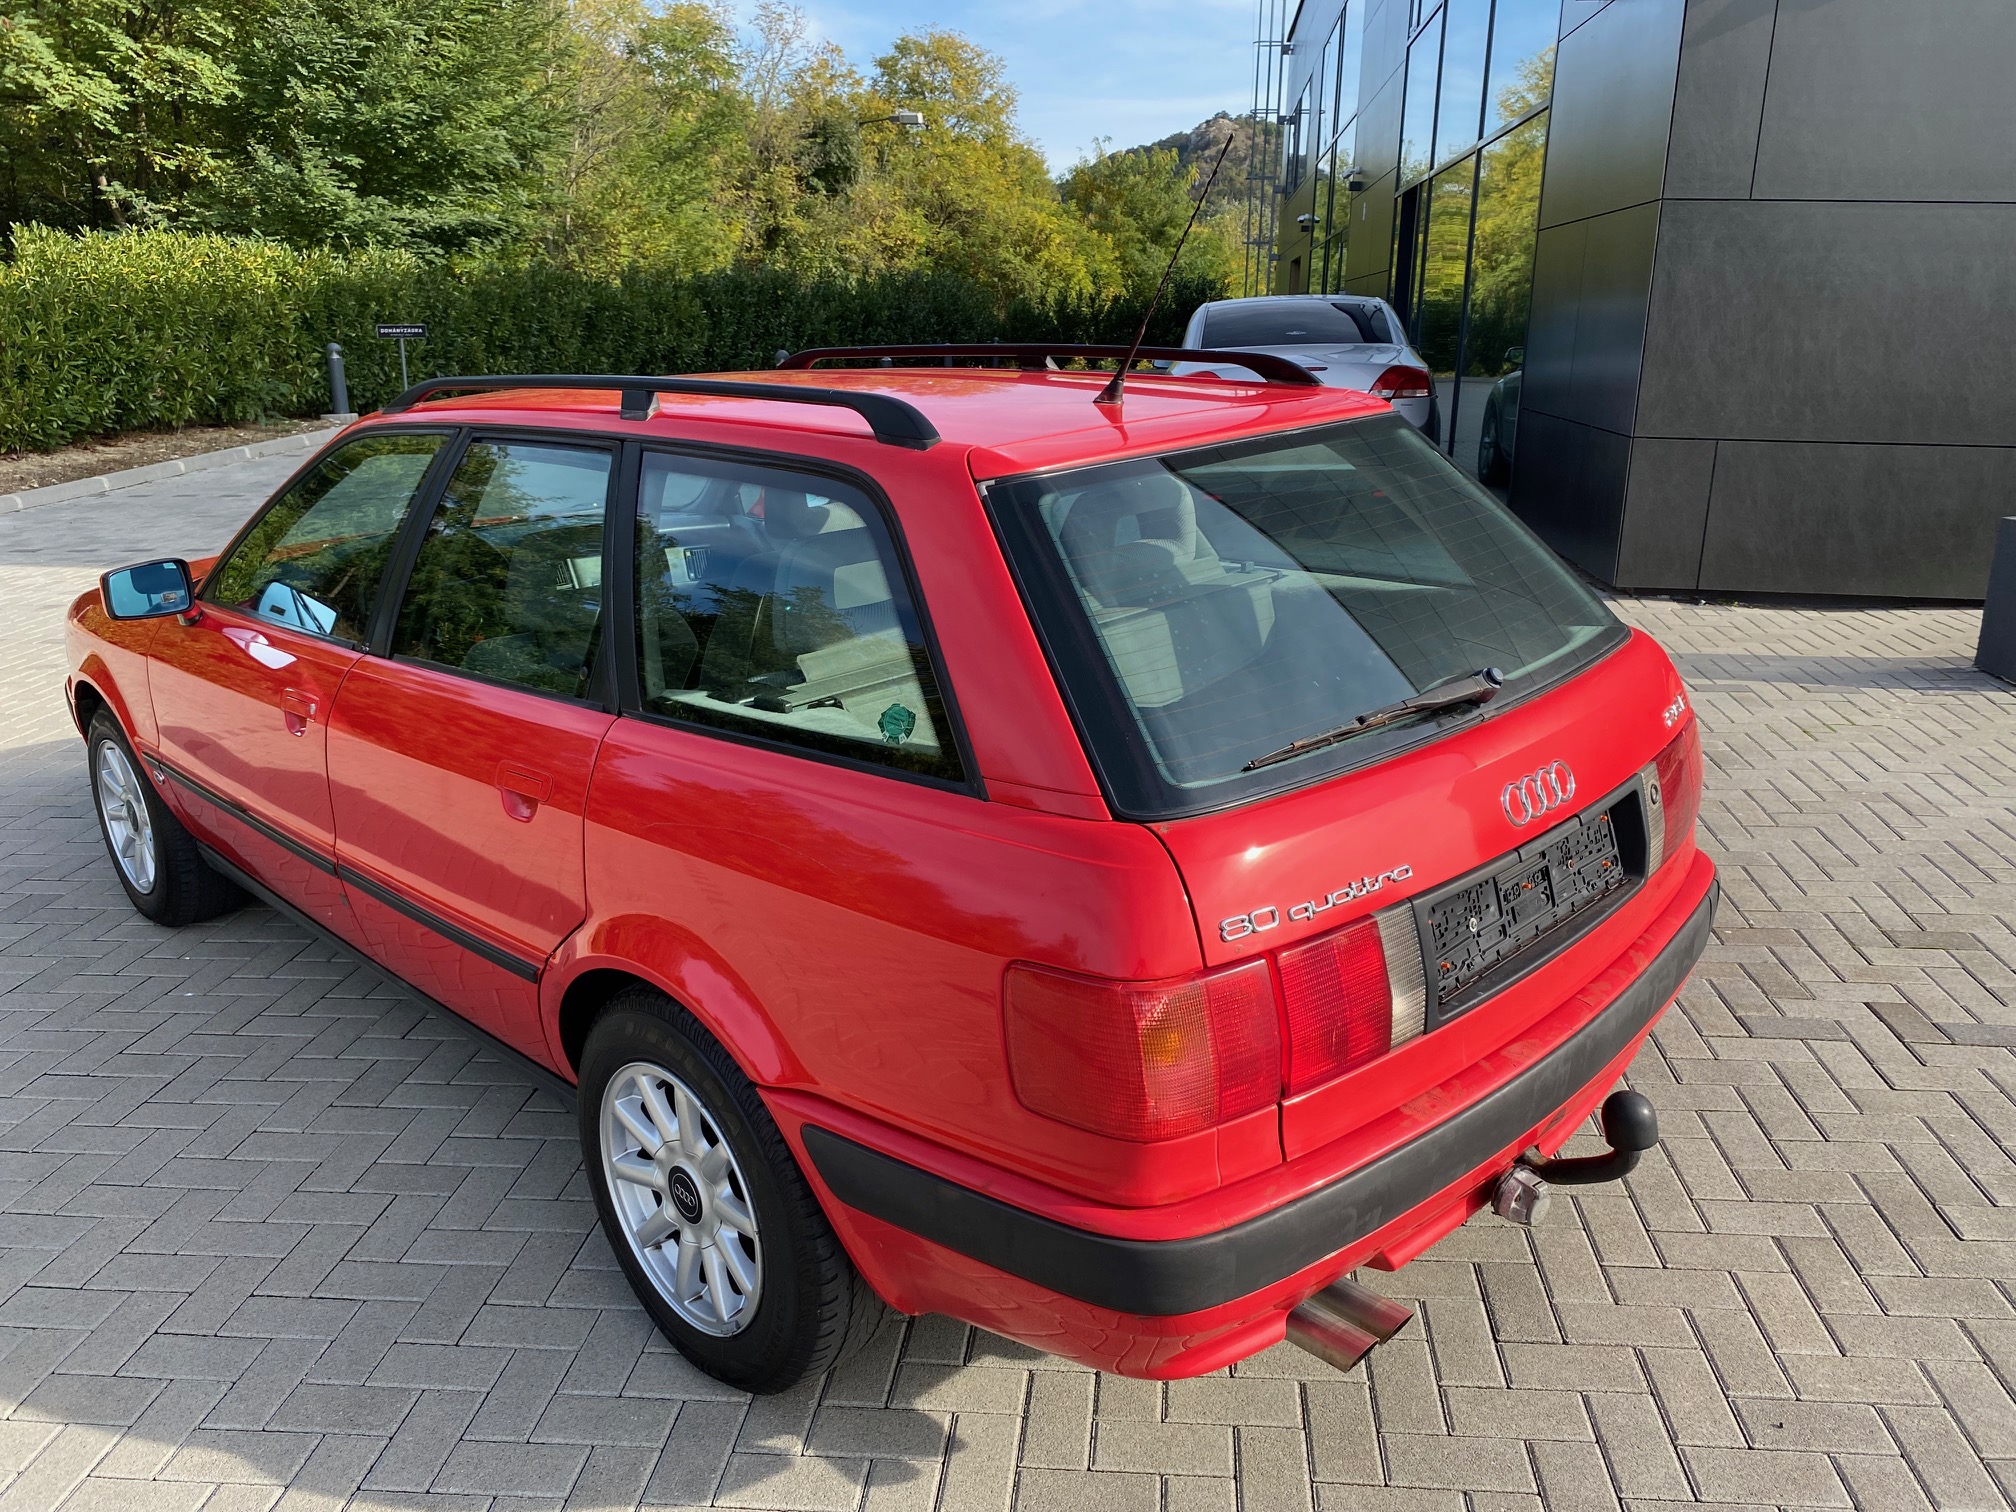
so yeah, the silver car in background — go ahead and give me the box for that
[1174,295,1439,440]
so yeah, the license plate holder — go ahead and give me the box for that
[1417,788,1643,1026]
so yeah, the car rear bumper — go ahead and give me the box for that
[778,854,1715,1374]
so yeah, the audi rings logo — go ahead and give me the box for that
[1501,761,1575,827]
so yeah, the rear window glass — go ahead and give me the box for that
[987,414,1625,819]
[1202,301,1379,347]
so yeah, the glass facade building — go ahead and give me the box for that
[1254,0,2016,599]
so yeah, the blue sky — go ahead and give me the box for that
[791,0,1256,172]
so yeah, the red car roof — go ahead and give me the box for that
[383,368,1390,480]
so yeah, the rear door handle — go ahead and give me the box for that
[496,763,552,823]
[281,688,317,736]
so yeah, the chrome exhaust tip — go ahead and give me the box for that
[1285,1276,1414,1373]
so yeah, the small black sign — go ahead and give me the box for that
[375,323,428,339]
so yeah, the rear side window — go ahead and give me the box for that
[988,413,1625,818]
[208,432,444,643]
[391,438,614,699]
[1202,300,1378,347]
[630,452,962,782]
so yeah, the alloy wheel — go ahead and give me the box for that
[600,1060,764,1335]
[95,740,157,894]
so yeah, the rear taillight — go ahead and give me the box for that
[1005,905,1428,1140]
[1369,365,1432,400]
[1278,917,1390,1094]
[1004,960,1279,1141]
[1642,718,1704,872]
[1278,908,1429,1094]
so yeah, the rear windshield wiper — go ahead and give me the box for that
[1241,667,1505,773]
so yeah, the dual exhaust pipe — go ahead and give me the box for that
[1284,1090,1660,1373]
[1285,1275,1415,1373]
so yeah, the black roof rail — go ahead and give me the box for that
[777,343,1324,388]
[378,374,940,450]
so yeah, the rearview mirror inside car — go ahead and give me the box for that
[101,559,194,619]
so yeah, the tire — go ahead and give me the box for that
[578,986,877,1392]
[87,711,241,927]
[1478,400,1508,485]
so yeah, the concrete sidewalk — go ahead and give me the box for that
[4,459,2016,1510]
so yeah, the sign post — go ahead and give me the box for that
[374,323,428,389]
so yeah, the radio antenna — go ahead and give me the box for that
[1095,133,1235,408]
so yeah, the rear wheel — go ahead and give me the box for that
[1478,399,1508,485]
[87,711,239,926]
[578,987,876,1392]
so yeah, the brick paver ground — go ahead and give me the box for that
[5,460,2016,1510]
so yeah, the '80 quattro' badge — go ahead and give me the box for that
[1501,761,1574,827]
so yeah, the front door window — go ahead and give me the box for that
[207,433,445,643]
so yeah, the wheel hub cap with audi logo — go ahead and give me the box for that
[1501,761,1575,827]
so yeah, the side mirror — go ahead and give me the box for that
[1504,346,1525,367]
[101,559,194,620]
[1149,359,1175,372]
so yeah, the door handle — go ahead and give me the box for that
[496,763,553,823]
[280,688,317,737]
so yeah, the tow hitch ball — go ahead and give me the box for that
[1493,1089,1660,1226]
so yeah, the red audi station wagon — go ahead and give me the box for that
[66,346,1713,1392]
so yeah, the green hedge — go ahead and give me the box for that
[0,226,1226,453]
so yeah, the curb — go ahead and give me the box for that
[1,428,340,515]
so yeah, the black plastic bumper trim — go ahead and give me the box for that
[151,757,337,876]
[336,864,543,982]
[804,879,1716,1317]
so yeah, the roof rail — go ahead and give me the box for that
[378,374,940,450]
[777,343,1324,388]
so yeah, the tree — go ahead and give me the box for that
[863,29,1109,301]
[540,0,743,273]
[1061,143,1236,299]
[194,0,561,254]
[0,0,237,231]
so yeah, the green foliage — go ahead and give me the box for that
[198,0,562,254]
[0,1,1246,452]
[1061,143,1238,299]
[0,224,1226,452]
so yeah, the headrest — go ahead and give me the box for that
[1058,472,1204,606]
[762,490,829,539]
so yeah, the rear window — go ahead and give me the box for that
[1201,300,1380,348]
[986,414,1626,819]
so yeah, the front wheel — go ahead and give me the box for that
[87,711,240,926]
[578,987,877,1392]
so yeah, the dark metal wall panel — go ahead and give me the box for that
[1356,73,1405,187]
[1343,169,1399,289]
[1362,0,1410,96]
[1665,0,1774,199]
[1538,0,1686,230]
[1615,437,1715,589]
[1281,0,1347,111]
[1699,442,2016,599]
[1637,200,2016,448]
[1559,0,1612,38]
[1753,0,2016,203]
[1508,412,1630,579]
[1520,202,1660,437]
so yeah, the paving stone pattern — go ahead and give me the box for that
[4,463,2016,1509]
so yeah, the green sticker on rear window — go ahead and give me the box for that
[879,703,916,745]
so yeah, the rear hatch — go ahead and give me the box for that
[984,410,1697,1160]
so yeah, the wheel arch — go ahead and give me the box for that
[545,931,804,1091]
[71,676,111,738]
